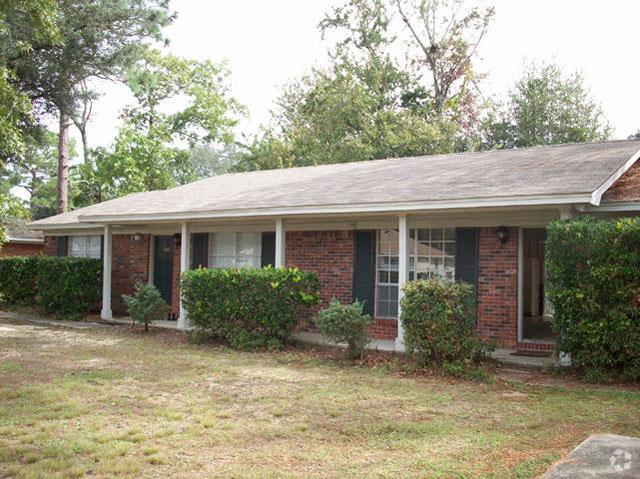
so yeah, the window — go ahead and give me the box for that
[68,235,102,259]
[375,228,456,318]
[208,232,261,269]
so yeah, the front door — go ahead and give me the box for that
[521,228,554,342]
[153,236,174,305]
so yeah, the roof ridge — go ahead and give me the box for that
[177,139,640,187]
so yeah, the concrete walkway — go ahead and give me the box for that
[544,434,640,478]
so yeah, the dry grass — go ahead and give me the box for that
[0,318,639,478]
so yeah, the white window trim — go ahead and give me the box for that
[374,228,456,319]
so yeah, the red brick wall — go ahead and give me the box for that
[0,242,43,257]
[285,230,355,330]
[111,234,151,314]
[602,160,640,202]
[476,227,519,348]
[43,236,57,256]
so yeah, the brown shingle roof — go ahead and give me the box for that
[31,140,640,228]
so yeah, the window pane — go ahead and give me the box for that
[444,228,455,240]
[431,228,443,241]
[69,235,101,259]
[443,242,456,256]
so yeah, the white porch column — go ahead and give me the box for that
[178,222,191,329]
[101,224,112,320]
[396,214,410,352]
[275,217,285,268]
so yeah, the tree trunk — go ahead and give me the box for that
[57,111,70,214]
[80,126,89,164]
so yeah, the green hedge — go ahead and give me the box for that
[401,279,487,366]
[546,216,640,381]
[181,267,320,349]
[0,256,39,305]
[0,256,102,316]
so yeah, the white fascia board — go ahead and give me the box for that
[591,147,640,205]
[28,222,100,231]
[78,193,593,224]
[7,238,44,244]
[580,201,640,213]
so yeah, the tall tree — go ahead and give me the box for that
[77,50,243,204]
[6,0,173,213]
[394,0,494,141]
[483,62,611,149]
[0,0,60,247]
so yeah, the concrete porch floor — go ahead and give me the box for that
[85,316,556,368]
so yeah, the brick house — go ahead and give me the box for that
[31,141,640,351]
[0,230,44,257]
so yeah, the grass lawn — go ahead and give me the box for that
[1,318,639,478]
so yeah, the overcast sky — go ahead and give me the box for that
[84,0,640,149]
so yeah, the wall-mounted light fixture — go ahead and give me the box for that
[174,233,181,247]
[132,233,143,242]
[497,226,509,245]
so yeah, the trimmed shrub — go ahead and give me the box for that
[0,256,102,317]
[316,298,371,359]
[401,278,487,366]
[36,256,102,316]
[123,283,169,331]
[0,256,39,305]
[546,216,640,381]
[181,267,320,350]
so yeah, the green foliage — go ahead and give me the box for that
[0,256,39,304]
[77,49,243,204]
[36,256,102,316]
[0,255,101,316]
[122,282,168,331]
[484,62,611,149]
[237,0,496,171]
[401,279,487,366]
[546,217,640,381]
[316,298,371,359]
[0,0,60,160]
[181,267,320,350]
[238,69,457,171]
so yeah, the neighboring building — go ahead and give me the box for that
[30,140,640,351]
[0,230,44,257]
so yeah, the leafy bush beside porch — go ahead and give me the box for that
[546,216,640,381]
[0,256,102,316]
[401,279,488,367]
[181,267,320,349]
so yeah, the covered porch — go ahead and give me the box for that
[90,206,568,352]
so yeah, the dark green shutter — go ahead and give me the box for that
[191,233,208,268]
[56,236,68,256]
[455,228,479,286]
[353,230,376,315]
[153,236,174,305]
[261,232,275,267]
[455,228,479,323]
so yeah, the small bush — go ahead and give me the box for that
[181,267,320,350]
[0,256,39,305]
[547,216,640,381]
[123,283,169,331]
[401,279,487,366]
[316,299,371,359]
[36,256,102,316]
[0,255,102,317]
